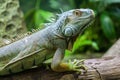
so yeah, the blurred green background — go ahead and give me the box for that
[19,0,120,58]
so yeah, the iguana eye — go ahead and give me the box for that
[73,10,82,16]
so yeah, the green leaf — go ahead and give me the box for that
[72,34,99,52]
[24,9,36,30]
[34,10,53,28]
[100,13,116,39]
[34,10,42,27]
[40,10,53,21]
[92,42,99,50]
[65,50,72,56]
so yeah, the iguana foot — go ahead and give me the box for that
[68,59,87,74]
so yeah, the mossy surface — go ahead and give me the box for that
[0,0,27,46]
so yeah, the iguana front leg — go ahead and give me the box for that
[51,48,86,72]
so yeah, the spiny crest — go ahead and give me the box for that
[47,14,60,22]
[47,9,63,24]
[0,28,41,47]
[0,13,61,47]
[0,10,64,47]
[44,14,61,27]
[59,8,64,13]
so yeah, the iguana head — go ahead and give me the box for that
[61,9,95,37]
[56,9,95,50]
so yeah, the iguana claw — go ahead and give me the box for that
[68,59,87,74]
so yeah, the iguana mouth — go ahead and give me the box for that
[79,20,94,34]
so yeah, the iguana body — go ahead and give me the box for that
[0,9,95,75]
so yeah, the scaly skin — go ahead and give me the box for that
[0,9,95,76]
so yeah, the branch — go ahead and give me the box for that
[103,38,120,57]
[79,57,120,80]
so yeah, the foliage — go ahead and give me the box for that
[100,13,116,39]
[75,0,120,53]
[19,0,120,55]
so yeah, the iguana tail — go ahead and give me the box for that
[0,48,47,76]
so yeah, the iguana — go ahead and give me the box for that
[0,9,95,76]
